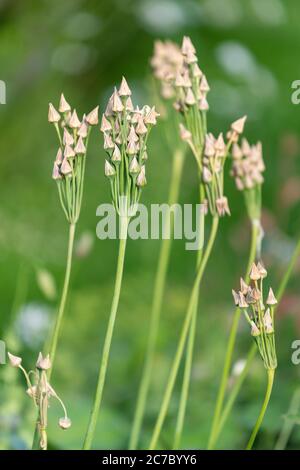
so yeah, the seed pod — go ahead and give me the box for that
[118,76,132,97]
[48,103,61,123]
[8,352,22,367]
[59,94,71,113]
[266,287,277,306]
[104,160,116,177]
[86,106,99,126]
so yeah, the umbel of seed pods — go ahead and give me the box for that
[161,36,247,217]
[231,139,265,191]
[48,95,99,224]
[8,351,71,450]
[100,77,159,214]
[232,262,278,370]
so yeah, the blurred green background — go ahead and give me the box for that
[0,0,300,450]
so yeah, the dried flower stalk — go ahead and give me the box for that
[8,352,71,450]
[83,78,158,450]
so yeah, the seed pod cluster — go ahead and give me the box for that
[48,94,98,223]
[8,352,71,450]
[100,77,159,214]
[232,262,277,370]
[231,139,265,191]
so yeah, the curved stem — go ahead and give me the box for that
[129,150,185,450]
[246,368,275,450]
[149,216,219,450]
[208,221,258,449]
[83,219,128,450]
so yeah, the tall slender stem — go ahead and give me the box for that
[48,223,76,378]
[149,216,219,450]
[210,234,300,449]
[129,150,185,450]
[207,221,258,449]
[173,190,205,449]
[246,368,275,450]
[173,300,197,449]
[83,218,128,450]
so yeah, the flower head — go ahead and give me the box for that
[100,79,158,214]
[232,263,277,370]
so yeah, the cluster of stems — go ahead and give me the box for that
[141,36,247,450]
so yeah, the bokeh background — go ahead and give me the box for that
[0,0,300,450]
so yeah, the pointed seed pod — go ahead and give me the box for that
[185,88,196,106]
[257,262,267,279]
[36,352,51,370]
[78,120,89,138]
[266,287,277,306]
[86,106,99,125]
[249,262,261,281]
[52,162,62,180]
[55,148,63,164]
[112,90,124,113]
[136,116,148,135]
[60,158,72,175]
[240,277,249,295]
[111,144,121,163]
[48,103,61,123]
[8,352,22,367]
[64,145,75,159]
[105,160,116,177]
[59,94,71,113]
[119,76,132,97]
[136,165,147,187]
[129,156,140,174]
[238,292,249,309]
[100,114,112,133]
[74,136,86,154]
[69,110,81,128]
[181,36,196,55]
[231,115,247,135]
[128,125,139,142]
[63,128,74,146]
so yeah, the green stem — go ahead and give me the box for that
[83,218,128,450]
[48,223,76,377]
[276,238,300,302]
[246,368,275,450]
[129,149,185,450]
[213,344,257,445]
[207,221,258,449]
[173,299,197,449]
[149,216,219,450]
[275,388,300,450]
[173,187,205,449]
[210,234,300,449]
